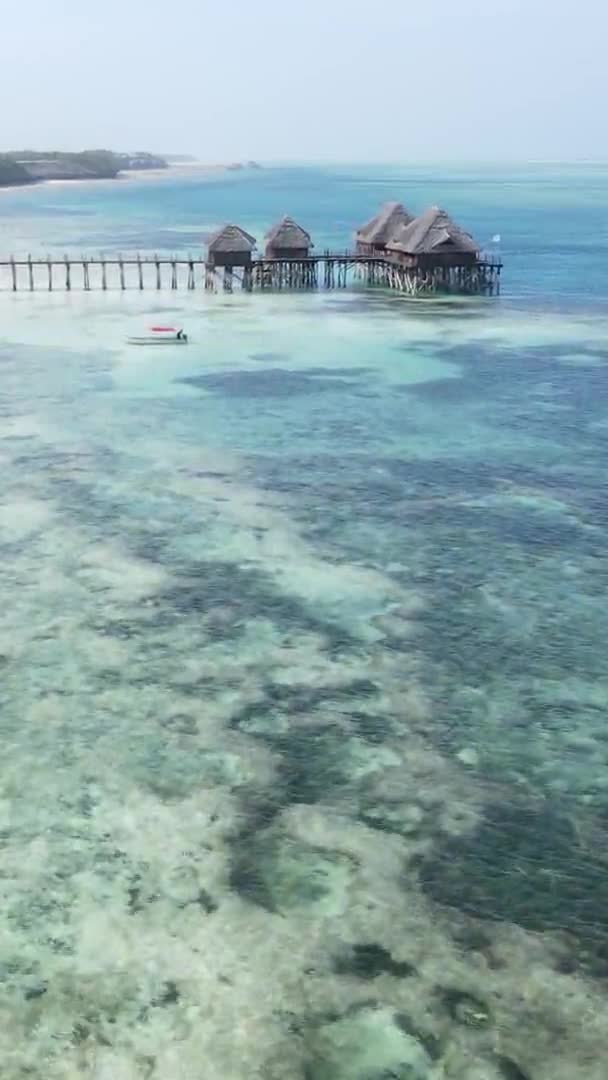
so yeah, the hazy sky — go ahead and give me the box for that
[2,0,606,161]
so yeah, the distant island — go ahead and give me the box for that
[0,149,168,188]
[0,151,264,188]
[226,161,263,171]
[161,154,199,164]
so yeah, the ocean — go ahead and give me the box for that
[1,163,608,1080]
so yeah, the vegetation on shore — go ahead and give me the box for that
[0,149,169,187]
[0,150,263,188]
[0,157,33,186]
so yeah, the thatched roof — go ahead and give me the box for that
[386,206,479,256]
[207,224,257,253]
[265,216,312,249]
[356,202,414,245]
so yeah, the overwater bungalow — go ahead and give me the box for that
[206,224,257,268]
[2,202,500,296]
[385,206,479,268]
[355,201,414,256]
[265,217,313,259]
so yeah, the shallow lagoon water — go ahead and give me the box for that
[1,166,608,1079]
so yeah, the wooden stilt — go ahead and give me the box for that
[0,252,501,299]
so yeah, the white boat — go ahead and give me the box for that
[127,326,189,345]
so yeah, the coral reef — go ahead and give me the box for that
[1,292,608,1078]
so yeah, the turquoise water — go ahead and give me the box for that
[1,165,608,1079]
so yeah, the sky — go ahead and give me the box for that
[1,0,606,162]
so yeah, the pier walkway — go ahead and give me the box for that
[0,252,502,296]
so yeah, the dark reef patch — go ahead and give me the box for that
[231,678,387,809]
[177,368,363,397]
[153,981,180,1007]
[440,988,490,1027]
[194,888,218,914]
[229,830,356,914]
[496,1057,533,1080]
[230,679,382,740]
[393,1013,441,1061]
[450,922,494,955]
[229,844,275,911]
[333,943,415,980]
[419,800,608,958]
[148,560,359,650]
[235,721,361,807]
[245,450,607,542]
[415,558,608,710]
[403,341,608,432]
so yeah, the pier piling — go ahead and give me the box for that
[0,252,501,297]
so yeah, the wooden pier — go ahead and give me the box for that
[0,252,502,296]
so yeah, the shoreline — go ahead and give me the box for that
[0,161,264,193]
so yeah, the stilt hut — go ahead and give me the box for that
[355,201,414,256]
[206,224,257,268]
[385,206,479,268]
[265,217,313,259]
